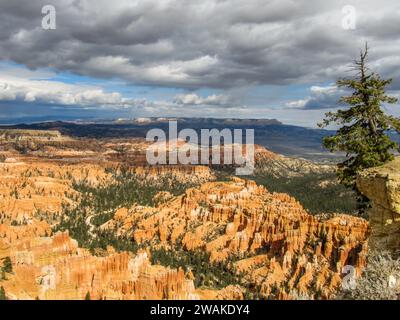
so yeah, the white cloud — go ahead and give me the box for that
[286,85,344,110]
[310,85,338,96]
[0,76,125,107]
[174,93,230,106]
[83,55,218,85]
[285,99,308,109]
[0,67,246,113]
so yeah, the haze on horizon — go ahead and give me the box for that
[0,0,399,127]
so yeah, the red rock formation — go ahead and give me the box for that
[108,178,369,299]
[0,136,369,300]
[0,231,204,300]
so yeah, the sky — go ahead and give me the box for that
[0,0,399,127]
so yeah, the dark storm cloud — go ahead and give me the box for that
[0,0,399,90]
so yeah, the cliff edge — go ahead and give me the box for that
[357,157,400,253]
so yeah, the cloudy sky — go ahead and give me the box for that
[0,0,399,127]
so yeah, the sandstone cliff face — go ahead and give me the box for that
[0,161,114,243]
[357,157,400,253]
[254,150,334,178]
[134,165,214,185]
[0,129,66,142]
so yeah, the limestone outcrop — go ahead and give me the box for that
[357,157,400,253]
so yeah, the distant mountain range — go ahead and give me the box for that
[1,118,397,161]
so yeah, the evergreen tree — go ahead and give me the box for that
[0,286,6,300]
[85,291,91,300]
[319,44,400,212]
[2,257,12,274]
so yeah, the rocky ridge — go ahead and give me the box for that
[357,157,400,254]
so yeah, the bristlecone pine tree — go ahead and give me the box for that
[319,44,400,213]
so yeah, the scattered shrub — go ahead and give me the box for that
[339,251,400,300]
